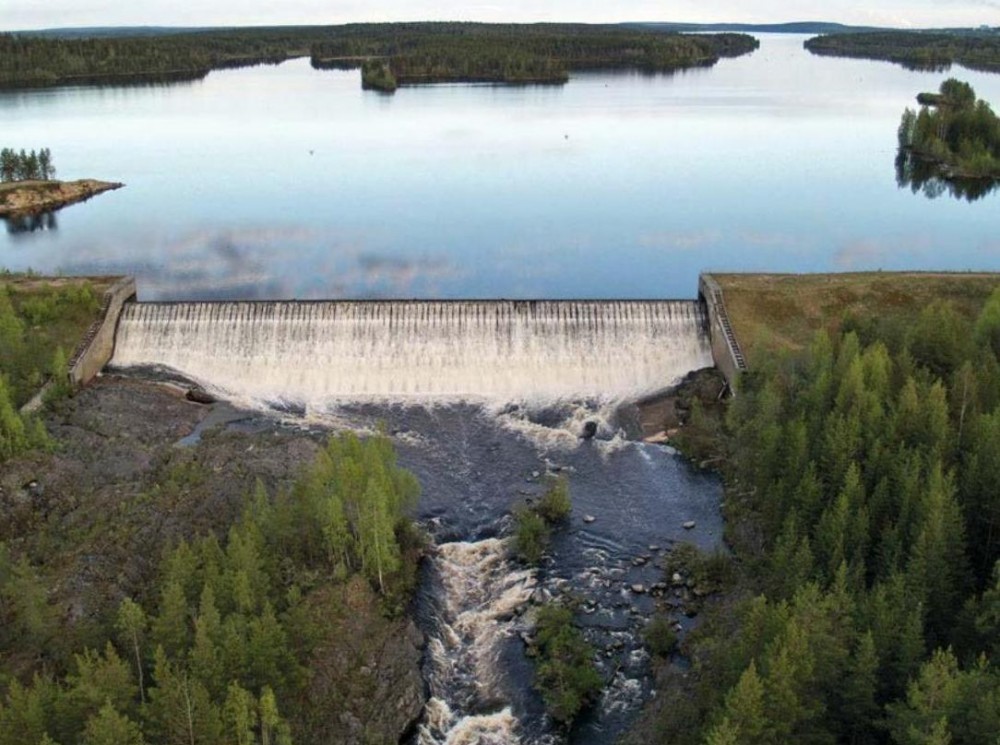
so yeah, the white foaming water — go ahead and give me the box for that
[111,300,712,404]
[417,538,536,745]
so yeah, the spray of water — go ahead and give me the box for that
[417,538,535,745]
[111,300,711,405]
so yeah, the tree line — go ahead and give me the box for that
[313,24,759,90]
[805,30,1000,73]
[897,78,1000,180]
[0,432,422,744]
[632,288,1000,744]
[1,148,56,182]
[0,25,758,91]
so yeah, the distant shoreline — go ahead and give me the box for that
[0,179,123,218]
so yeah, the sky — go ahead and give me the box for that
[4,0,1000,31]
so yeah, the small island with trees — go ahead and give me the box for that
[0,148,122,219]
[895,79,1000,200]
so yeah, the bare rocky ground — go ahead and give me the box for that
[0,375,425,743]
[0,179,123,217]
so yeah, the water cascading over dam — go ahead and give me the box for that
[111,300,711,405]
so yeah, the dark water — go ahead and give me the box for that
[321,401,723,745]
[3,34,1000,299]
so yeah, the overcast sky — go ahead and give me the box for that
[5,0,1000,31]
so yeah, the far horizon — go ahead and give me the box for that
[3,0,999,33]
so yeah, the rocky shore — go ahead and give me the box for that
[0,178,123,217]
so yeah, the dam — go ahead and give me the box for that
[110,300,713,405]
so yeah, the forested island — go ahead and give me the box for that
[0,24,759,91]
[895,79,1000,200]
[630,273,1000,745]
[804,30,1000,72]
[309,24,760,91]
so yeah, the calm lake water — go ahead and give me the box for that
[2,33,1000,300]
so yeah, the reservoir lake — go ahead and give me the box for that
[2,33,999,300]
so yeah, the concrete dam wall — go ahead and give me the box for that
[110,300,713,405]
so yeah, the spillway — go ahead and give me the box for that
[110,300,712,404]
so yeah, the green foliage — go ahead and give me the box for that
[43,346,71,403]
[531,603,602,725]
[0,25,758,90]
[0,278,101,415]
[805,30,1000,74]
[82,702,146,745]
[360,59,396,91]
[643,616,678,658]
[636,293,1000,745]
[535,476,571,524]
[0,432,421,744]
[0,147,55,181]
[512,475,573,565]
[896,78,1000,180]
[514,507,549,565]
[973,287,1000,359]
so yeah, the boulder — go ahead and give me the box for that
[185,387,216,405]
[581,420,598,439]
[682,520,696,530]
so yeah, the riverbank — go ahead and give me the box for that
[0,179,123,218]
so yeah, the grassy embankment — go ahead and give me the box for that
[714,271,1000,365]
[0,274,113,408]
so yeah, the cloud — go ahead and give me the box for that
[637,229,722,251]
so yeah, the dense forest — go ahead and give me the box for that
[897,79,1000,184]
[631,288,1000,744]
[0,24,759,90]
[310,24,759,90]
[0,148,56,182]
[0,431,423,744]
[804,30,1000,72]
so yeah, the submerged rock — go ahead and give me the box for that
[682,520,696,530]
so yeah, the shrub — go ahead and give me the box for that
[644,616,678,658]
[514,508,549,565]
[535,476,571,524]
[532,603,602,725]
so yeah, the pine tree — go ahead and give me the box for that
[222,682,256,745]
[66,643,137,729]
[907,463,969,648]
[82,702,146,745]
[189,585,223,697]
[838,631,880,743]
[146,646,223,745]
[152,581,191,659]
[715,661,768,745]
[115,598,148,704]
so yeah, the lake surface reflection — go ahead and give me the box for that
[1,34,999,300]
